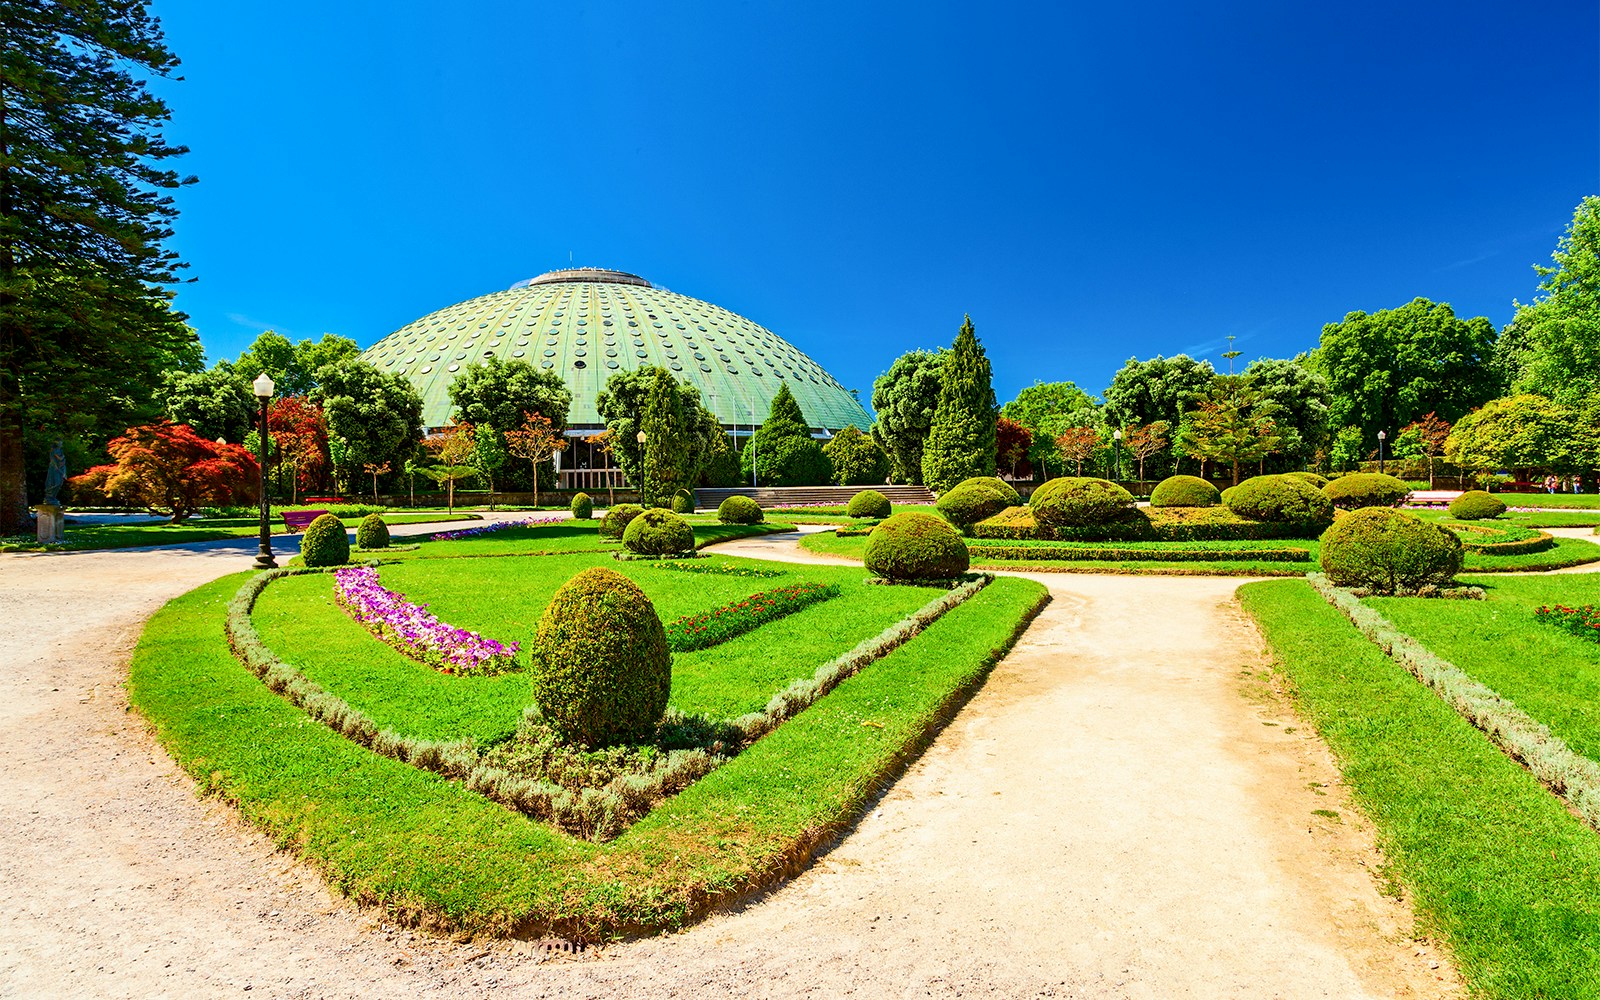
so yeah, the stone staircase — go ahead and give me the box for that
[695,485,936,509]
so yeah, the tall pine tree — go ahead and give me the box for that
[741,381,831,486]
[639,369,690,506]
[921,316,997,492]
[1,2,196,533]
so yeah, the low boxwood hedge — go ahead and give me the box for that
[1225,475,1334,529]
[599,503,644,539]
[1451,524,1556,556]
[973,504,1312,542]
[717,495,763,525]
[967,543,1311,563]
[864,511,970,581]
[1029,477,1135,528]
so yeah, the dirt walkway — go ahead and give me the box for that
[0,527,1462,997]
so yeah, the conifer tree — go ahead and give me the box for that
[640,369,690,506]
[741,382,831,486]
[921,316,997,492]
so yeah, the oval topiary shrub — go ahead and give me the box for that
[1322,472,1411,510]
[570,492,593,520]
[1283,471,1329,489]
[1224,475,1334,531]
[846,488,891,519]
[599,503,644,539]
[864,511,970,581]
[355,513,390,549]
[1320,507,1463,594]
[1447,489,1506,520]
[1029,477,1135,529]
[529,567,672,747]
[671,488,695,514]
[1149,475,1220,508]
[300,513,350,567]
[716,495,763,525]
[936,476,1021,531]
[623,508,695,555]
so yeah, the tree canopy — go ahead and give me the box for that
[1102,356,1215,430]
[1241,354,1331,469]
[823,425,890,486]
[310,359,424,490]
[1506,196,1600,408]
[234,331,361,399]
[1000,380,1097,478]
[921,316,997,493]
[157,363,256,443]
[447,355,572,433]
[743,381,831,486]
[869,349,944,484]
[595,366,722,494]
[1444,394,1587,475]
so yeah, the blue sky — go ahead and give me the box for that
[151,0,1598,408]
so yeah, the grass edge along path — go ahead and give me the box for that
[1239,579,1600,998]
[131,570,1047,936]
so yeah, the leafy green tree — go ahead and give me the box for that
[1,2,197,533]
[1242,355,1332,469]
[1175,376,1282,485]
[742,381,831,486]
[1102,355,1216,430]
[1508,196,1600,408]
[595,366,721,493]
[1445,394,1582,476]
[233,331,359,399]
[1313,298,1499,458]
[823,425,890,485]
[1001,381,1097,479]
[921,316,997,492]
[157,363,256,443]
[310,359,424,491]
[447,355,572,434]
[869,349,944,484]
[1392,412,1452,487]
[472,425,508,503]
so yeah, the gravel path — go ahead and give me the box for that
[0,522,1466,998]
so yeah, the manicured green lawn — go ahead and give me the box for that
[1368,575,1600,763]
[1239,579,1600,999]
[1497,494,1600,510]
[131,568,1047,937]
[381,518,791,560]
[0,512,482,552]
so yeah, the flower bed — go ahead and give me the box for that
[430,516,564,541]
[1535,604,1600,644]
[333,566,519,675]
[664,582,841,652]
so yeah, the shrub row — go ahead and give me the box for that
[1306,573,1600,834]
[663,583,841,652]
[972,505,1312,542]
[967,544,1312,563]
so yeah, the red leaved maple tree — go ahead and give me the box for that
[69,421,260,522]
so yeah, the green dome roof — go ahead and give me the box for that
[361,268,872,433]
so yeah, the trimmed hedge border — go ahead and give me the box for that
[224,566,996,841]
[968,544,1311,563]
[1451,524,1557,556]
[972,505,1309,542]
[1306,572,1600,834]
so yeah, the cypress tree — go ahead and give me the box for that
[639,369,689,506]
[921,315,997,493]
[741,382,831,486]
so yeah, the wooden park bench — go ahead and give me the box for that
[282,509,330,533]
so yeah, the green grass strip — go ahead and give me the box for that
[1238,579,1600,999]
[130,571,1046,937]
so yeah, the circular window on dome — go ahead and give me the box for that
[605,348,617,357]
[448,363,460,372]
[420,365,433,374]
[719,354,731,362]
[675,323,685,330]
[573,360,587,370]
[635,349,647,358]
[632,338,644,347]
[699,363,712,372]
[575,338,586,346]
[752,369,764,376]
[513,350,525,358]
[665,351,677,359]
[603,319,613,326]
[544,349,556,357]
[669,362,682,371]
[607,360,619,369]
[693,352,705,361]
[574,348,586,357]
[541,361,553,369]
[478,323,488,329]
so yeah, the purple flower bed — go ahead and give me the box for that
[430,516,564,541]
[333,566,519,675]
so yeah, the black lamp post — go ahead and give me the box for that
[1112,427,1123,482]
[1377,429,1387,476]
[252,373,277,570]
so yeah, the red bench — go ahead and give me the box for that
[282,509,330,533]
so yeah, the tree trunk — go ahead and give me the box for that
[0,370,28,535]
[1232,459,1240,486]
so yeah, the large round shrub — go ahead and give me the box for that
[1284,471,1328,489]
[623,508,695,555]
[846,489,891,519]
[1448,489,1506,520]
[1029,477,1135,529]
[570,492,593,520]
[717,495,763,525]
[599,503,643,539]
[1322,472,1411,510]
[864,511,969,580]
[936,476,1021,531]
[300,513,350,567]
[355,513,390,549]
[1224,475,1333,530]
[671,488,695,514]
[1320,508,1463,594]
[1149,475,1220,508]
[530,567,672,747]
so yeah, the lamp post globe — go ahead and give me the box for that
[252,374,277,570]
[1377,430,1387,476]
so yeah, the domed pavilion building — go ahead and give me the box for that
[360,268,872,491]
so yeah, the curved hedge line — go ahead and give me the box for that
[973,505,1312,542]
[1451,524,1556,556]
[967,544,1311,563]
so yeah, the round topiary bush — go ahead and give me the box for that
[1322,472,1412,510]
[529,567,672,747]
[864,511,970,581]
[716,495,763,525]
[846,488,892,519]
[623,508,695,555]
[599,503,644,539]
[1224,475,1334,530]
[1149,475,1220,508]
[936,476,1021,531]
[1029,477,1135,529]
[1284,471,1328,489]
[300,513,350,567]
[570,492,593,520]
[355,513,390,549]
[1447,489,1507,520]
[671,488,695,514]
[1320,507,1463,594]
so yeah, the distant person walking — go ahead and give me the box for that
[1575,474,1584,494]
[1545,474,1559,494]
